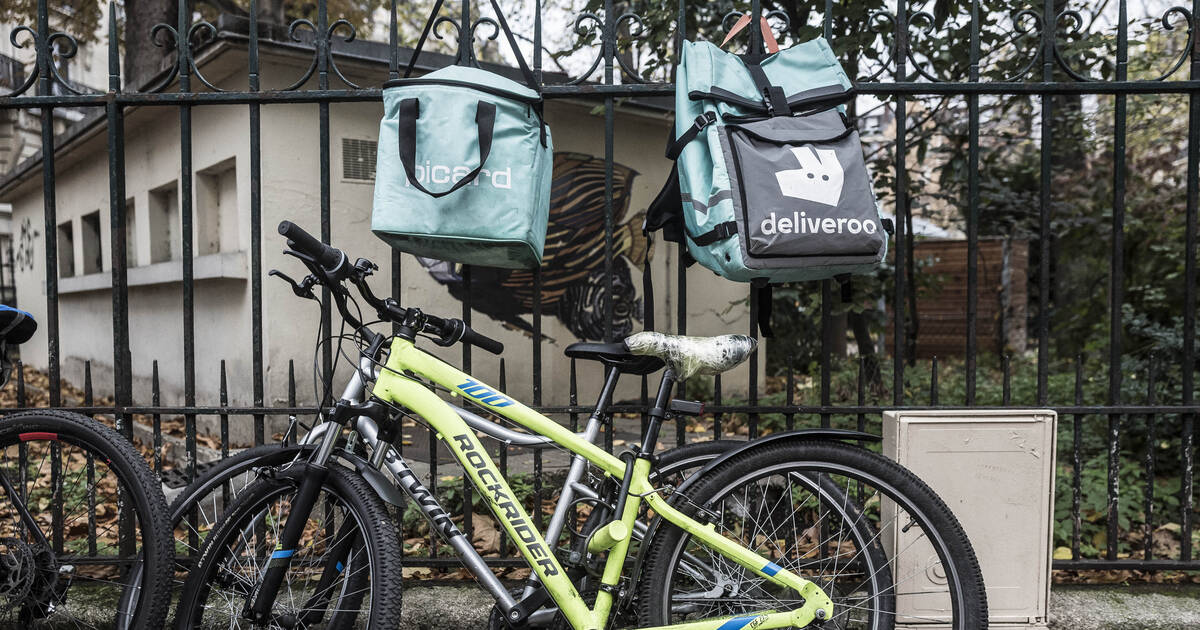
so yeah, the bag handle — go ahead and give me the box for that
[404,0,539,94]
[396,97,497,198]
[403,0,445,78]
[720,14,780,54]
[489,0,539,92]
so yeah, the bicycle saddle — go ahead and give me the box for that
[563,342,665,375]
[623,331,757,379]
[0,305,36,345]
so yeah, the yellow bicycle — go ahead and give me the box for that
[173,221,987,629]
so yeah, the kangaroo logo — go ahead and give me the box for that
[775,146,844,206]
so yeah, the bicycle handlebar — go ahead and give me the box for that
[274,220,504,355]
[278,221,350,279]
[438,318,505,355]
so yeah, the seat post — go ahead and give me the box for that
[638,368,677,457]
[592,365,621,418]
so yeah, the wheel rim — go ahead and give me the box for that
[657,459,968,629]
[184,478,377,629]
[0,432,153,628]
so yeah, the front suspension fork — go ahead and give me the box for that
[245,462,331,623]
[245,399,368,623]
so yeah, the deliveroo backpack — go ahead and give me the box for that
[372,0,552,269]
[647,37,890,284]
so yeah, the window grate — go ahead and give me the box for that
[342,138,377,181]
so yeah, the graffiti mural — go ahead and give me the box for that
[419,152,651,341]
[13,218,39,273]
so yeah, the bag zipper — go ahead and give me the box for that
[384,77,542,105]
[725,124,855,145]
[721,108,848,124]
[692,87,855,123]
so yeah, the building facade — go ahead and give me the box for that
[0,22,762,441]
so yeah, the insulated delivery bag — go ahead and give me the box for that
[647,36,890,284]
[372,0,552,269]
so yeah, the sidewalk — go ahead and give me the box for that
[393,583,1200,630]
[1049,584,1200,630]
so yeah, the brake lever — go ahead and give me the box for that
[430,331,457,347]
[354,257,378,275]
[268,269,318,300]
[429,319,461,348]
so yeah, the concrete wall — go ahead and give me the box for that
[2,44,764,438]
[6,101,256,408]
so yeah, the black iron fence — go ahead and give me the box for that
[0,0,1196,576]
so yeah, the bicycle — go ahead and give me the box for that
[156,431,738,627]
[173,221,988,629]
[0,305,174,628]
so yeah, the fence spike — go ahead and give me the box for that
[930,356,938,406]
[219,360,229,458]
[83,360,92,407]
[785,356,795,430]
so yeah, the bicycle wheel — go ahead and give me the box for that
[119,443,315,624]
[638,439,987,629]
[173,461,402,629]
[0,410,173,628]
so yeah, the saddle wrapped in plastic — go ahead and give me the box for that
[623,332,756,379]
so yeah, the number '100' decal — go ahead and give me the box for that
[457,379,514,407]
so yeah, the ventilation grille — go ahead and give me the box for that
[342,138,377,181]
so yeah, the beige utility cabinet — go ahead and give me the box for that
[883,410,1057,629]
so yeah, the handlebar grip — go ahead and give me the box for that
[460,323,504,355]
[278,221,346,274]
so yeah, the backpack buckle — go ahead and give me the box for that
[667,112,719,160]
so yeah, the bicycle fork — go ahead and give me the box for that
[244,398,349,624]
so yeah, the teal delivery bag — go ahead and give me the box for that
[648,37,890,284]
[372,2,551,269]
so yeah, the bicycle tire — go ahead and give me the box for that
[173,461,402,629]
[638,439,988,629]
[0,410,173,628]
[119,443,316,624]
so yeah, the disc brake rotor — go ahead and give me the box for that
[0,538,35,613]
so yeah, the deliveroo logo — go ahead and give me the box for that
[775,146,844,206]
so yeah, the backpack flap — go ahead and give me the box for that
[720,111,886,268]
[678,39,853,124]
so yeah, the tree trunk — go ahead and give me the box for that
[850,311,883,395]
[123,0,177,90]
[831,308,847,357]
[259,0,287,27]
[837,41,883,392]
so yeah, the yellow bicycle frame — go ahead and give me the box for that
[372,337,832,630]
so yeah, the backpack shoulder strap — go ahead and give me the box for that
[666,111,717,160]
[754,284,774,338]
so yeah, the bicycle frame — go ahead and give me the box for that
[366,337,833,630]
